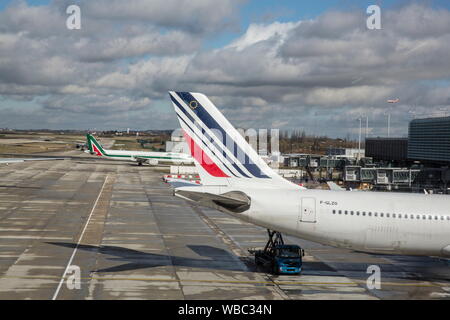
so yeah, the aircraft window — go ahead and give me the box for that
[392,213,396,218]
[345,211,348,215]
[374,212,378,217]
[422,215,426,220]
[332,210,336,214]
[362,212,366,216]
[368,212,372,216]
[417,215,420,219]
[398,214,402,219]
[440,216,444,220]
[380,213,384,217]
[339,210,342,214]
[356,211,360,216]
[428,216,432,220]
[434,216,438,220]
[410,215,414,219]
[386,213,390,218]
[447,216,450,221]
[350,211,354,215]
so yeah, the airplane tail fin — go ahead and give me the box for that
[86,134,106,156]
[169,91,296,188]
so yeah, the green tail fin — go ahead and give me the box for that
[86,133,93,153]
[86,134,106,156]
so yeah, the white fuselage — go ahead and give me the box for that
[207,186,450,257]
[89,148,194,164]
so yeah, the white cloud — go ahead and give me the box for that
[226,21,300,50]
[303,86,394,106]
[1,1,450,137]
[82,0,243,34]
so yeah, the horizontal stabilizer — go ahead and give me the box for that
[175,189,251,213]
[166,178,201,188]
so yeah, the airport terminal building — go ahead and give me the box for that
[365,138,409,163]
[408,116,450,164]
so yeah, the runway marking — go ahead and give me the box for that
[52,175,110,300]
[0,236,72,240]
[0,274,446,288]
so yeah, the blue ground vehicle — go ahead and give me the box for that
[253,230,303,275]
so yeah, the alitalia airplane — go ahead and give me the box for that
[169,91,450,258]
[85,133,194,166]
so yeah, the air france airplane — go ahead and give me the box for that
[85,133,193,166]
[169,91,450,258]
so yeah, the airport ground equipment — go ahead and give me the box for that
[250,230,303,275]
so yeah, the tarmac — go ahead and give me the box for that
[0,151,449,300]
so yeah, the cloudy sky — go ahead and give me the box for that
[1,0,450,138]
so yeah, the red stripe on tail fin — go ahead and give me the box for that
[183,131,229,178]
[92,144,103,156]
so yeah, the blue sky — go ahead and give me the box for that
[0,0,49,10]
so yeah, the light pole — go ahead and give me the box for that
[387,98,399,137]
[357,117,362,162]
[387,113,390,137]
[365,116,369,138]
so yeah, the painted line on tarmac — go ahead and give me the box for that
[52,174,110,300]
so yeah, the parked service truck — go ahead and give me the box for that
[251,231,304,275]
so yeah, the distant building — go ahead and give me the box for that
[283,154,349,169]
[408,116,450,164]
[166,140,189,153]
[344,166,420,186]
[412,168,450,191]
[166,130,189,153]
[327,148,365,159]
[267,151,284,165]
[365,138,408,162]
